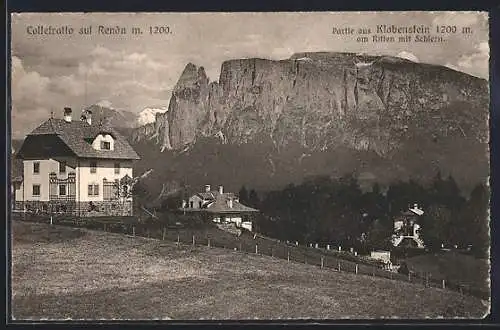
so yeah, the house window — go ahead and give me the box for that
[32,184,41,196]
[199,201,202,208]
[88,184,99,196]
[59,184,67,196]
[190,201,194,208]
[101,141,111,150]
[33,162,40,174]
[90,161,97,173]
[114,162,120,174]
[59,161,66,173]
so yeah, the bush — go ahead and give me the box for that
[398,261,409,275]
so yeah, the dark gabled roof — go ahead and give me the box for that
[204,199,259,214]
[196,191,237,200]
[20,118,140,160]
[186,190,259,214]
[197,192,215,200]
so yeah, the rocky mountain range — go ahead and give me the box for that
[83,104,138,129]
[129,52,489,197]
[11,52,489,200]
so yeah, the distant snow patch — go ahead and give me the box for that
[137,106,168,126]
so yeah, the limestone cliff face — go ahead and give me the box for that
[133,52,488,155]
[132,111,171,151]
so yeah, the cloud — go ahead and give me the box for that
[78,46,175,102]
[11,48,176,137]
[446,41,489,79]
[432,11,483,27]
[396,51,420,63]
[11,56,53,137]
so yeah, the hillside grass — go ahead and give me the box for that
[404,252,490,295]
[11,221,489,320]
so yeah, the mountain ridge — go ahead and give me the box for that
[133,52,487,152]
[128,52,488,196]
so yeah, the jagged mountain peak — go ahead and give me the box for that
[131,52,488,192]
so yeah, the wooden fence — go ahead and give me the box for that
[11,212,489,300]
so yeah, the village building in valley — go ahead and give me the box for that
[391,203,425,249]
[181,184,259,232]
[13,107,140,216]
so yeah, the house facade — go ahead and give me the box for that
[181,184,259,231]
[391,203,425,248]
[13,107,140,216]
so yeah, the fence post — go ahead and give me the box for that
[50,215,53,226]
[287,250,290,262]
[338,262,341,272]
[192,235,195,247]
[133,226,135,237]
[321,257,324,269]
[355,264,358,275]
[255,244,258,254]
[177,234,180,248]
[162,227,166,241]
[208,238,211,248]
[442,279,446,289]
[239,243,242,252]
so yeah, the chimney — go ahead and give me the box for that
[63,107,72,122]
[219,185,223,194]
[205,184,211,192]
[85,110,92,125]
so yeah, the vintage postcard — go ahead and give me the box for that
[10,12,490,320]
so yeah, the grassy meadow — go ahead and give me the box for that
[11,221,489,320]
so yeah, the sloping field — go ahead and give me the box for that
[11,221,488,320]
[405,252,490,296]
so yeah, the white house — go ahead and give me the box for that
[391,203,425,248]
[181,184,259,231]
[13,107,140,216]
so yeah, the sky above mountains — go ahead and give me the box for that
[11,12,489,138]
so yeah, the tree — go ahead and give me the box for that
[420,204,452,249]
[239,186,249,204]
[248,189,260,209]
[460,183,490,257]
[111,175,135,215]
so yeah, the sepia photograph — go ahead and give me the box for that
[9,11,491,320]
